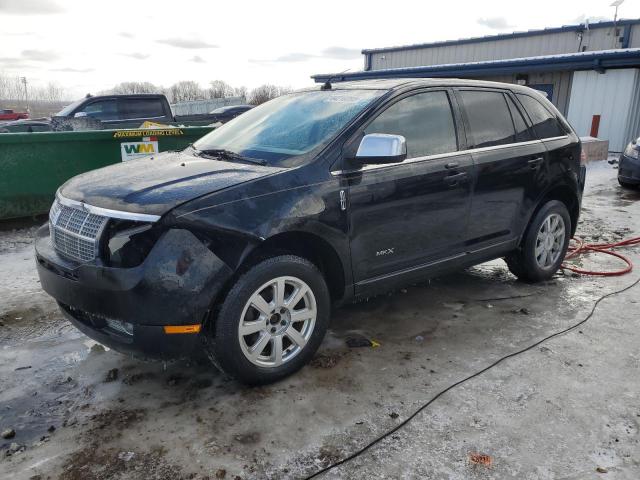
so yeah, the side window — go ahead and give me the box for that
[365,91,457,159]
[459,90,516,148]
[121,98,165,119]
[80,100,119,120]
[516,94,566,139]
[505,95,534,142]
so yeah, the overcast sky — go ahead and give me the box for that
[1,0,640,99]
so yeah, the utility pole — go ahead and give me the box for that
[611,0,625,48]
[20,76,29,114]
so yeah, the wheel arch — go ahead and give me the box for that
[237,230,348,304]
[522,184,581,243]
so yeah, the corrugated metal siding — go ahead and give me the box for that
[566,69,640,152]
[468,71,573,115]
[630,25,640,48]
[369,26,628,70]
[171,97,244,115]
[625,74,640,145]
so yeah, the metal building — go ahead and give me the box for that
[314,19,640,152]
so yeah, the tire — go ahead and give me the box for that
[618,178,638,189]
[505,200,571,283]
[207,255,330,385]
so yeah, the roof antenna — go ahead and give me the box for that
[321,68,351,90]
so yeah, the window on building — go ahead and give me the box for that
[121,98,165,119]
[505,95,534,142]
[365,91,457,159]
[516,93,566,139]
[459,90,516,148]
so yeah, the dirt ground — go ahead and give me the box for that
[1,160,639,480]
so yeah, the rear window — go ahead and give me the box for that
[460,91,516,148]
[516,94,566,139]
[505,95,534,142]
[121,98,165,119]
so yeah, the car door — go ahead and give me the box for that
[456,88,546,250]
[77,98,120,123]
[117,97,169,128]
[345,89,474,288]
[515,92,580,216]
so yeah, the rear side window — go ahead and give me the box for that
[505,95,533,142]
[459,90,516,148]
[365,91,457,159]
[121,98,165,119]
[516,94,566,139]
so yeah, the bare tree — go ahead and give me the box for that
[167,80,204,103]
[0,73,70,116]
[248,84,292,105]
[44,82,65,102]
[233,85,248,101]
[208,80,234,98]
[110,81,161,95]
[0,74,67,102]
[0,73,24,101]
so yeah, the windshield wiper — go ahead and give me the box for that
[195,148,267,166]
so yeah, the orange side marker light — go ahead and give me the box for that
[163,324,202,334]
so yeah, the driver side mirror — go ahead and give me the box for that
[354,134,407,165]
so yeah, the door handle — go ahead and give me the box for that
[528,157,544,169]
[445,161,459,170]
[444,172,468,186]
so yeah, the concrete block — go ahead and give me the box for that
[580,136,609,162]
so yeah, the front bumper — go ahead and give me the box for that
[618,153,640,185]
[35,226,233,360]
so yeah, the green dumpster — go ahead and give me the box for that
[0,126,214,220]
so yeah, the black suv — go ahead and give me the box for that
[36,79,585,384]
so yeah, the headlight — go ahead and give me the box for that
[103,220,162,267]
[624,142,639,159]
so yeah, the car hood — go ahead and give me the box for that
[59,150,283,216]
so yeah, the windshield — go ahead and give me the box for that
[56,99,85,116]
[194,89,383,165]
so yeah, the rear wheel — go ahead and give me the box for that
[207,255,330,385]
[505,200,571,282]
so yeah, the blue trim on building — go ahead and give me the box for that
[313,49,640,83]
[361,19,640,55]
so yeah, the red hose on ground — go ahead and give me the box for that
[561,236,640,276]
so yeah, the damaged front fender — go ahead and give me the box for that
[36,227,233,327]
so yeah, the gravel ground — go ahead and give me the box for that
[1,160,639,480]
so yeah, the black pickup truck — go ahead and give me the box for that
[53,94,248,129]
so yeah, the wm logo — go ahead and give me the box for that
[123,143,155,154]
[120,139,158,162]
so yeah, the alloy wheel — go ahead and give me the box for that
[238,276,317,368]
[535,213,566,269]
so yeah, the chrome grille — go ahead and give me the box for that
[49,198,108,263]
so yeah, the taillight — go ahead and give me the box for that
[580,149,587,165]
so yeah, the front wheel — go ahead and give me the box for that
[207,255,330,385]
[618,178,638,189]
[505,200,571,282]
